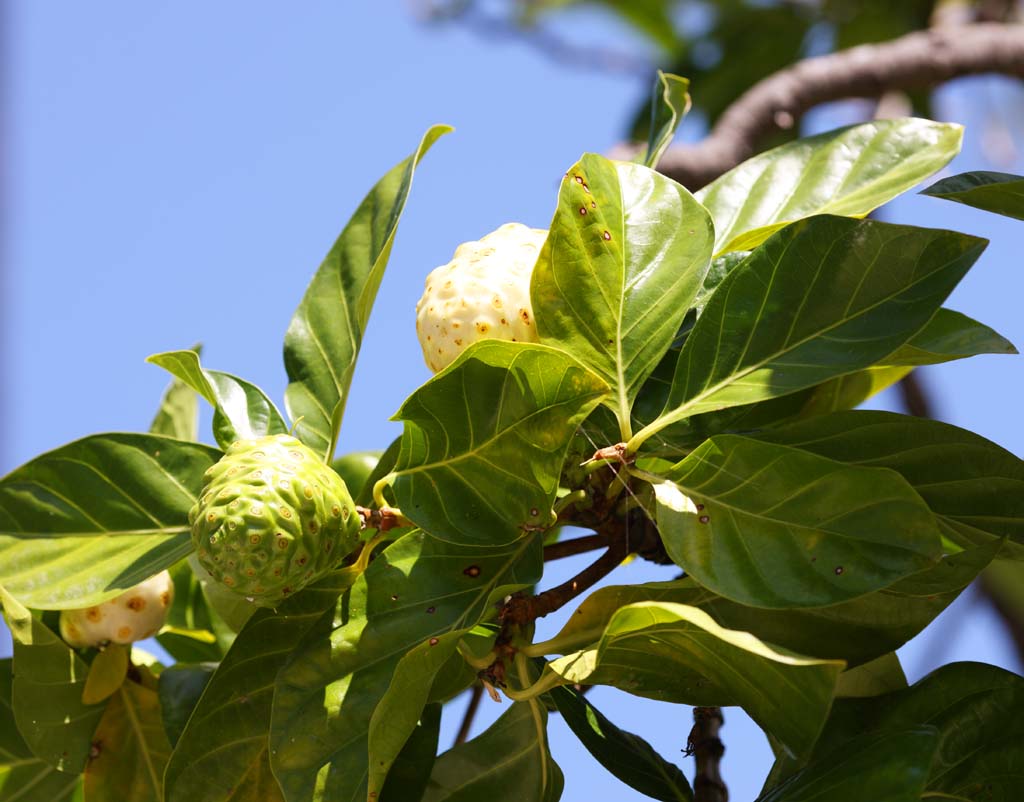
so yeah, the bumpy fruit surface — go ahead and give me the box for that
[59,570,173,648]
[416,222,546,373]
[189,434,361,606]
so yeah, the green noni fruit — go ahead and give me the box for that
[189,434,361,606]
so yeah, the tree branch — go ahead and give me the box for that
[613,23,1024,190]
[454,683,483,746]
[543,532,610,562]
[688,706,728,802]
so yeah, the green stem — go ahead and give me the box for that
[553,490,587,515]
[372,473,397,510]
[521,629,599,659]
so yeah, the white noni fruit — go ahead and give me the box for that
[416,222,546,373]
[59,570,174,648]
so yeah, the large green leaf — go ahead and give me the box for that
[148,350,288,450]
[651,434,942,607]
[545,602,843,759]
[922,170,1024,220]
[162,574,350,802]
[269,530,542,802]
[756,411,1024,559]
[156,558,224,664]
[0,588,104,774]
[756,728,938,802]
[883,308,1016,365]
[630,216,986,449]
[642,71,691,169]
[284,125,451,459]
[157,663,216,748]
[0,434,220,609]
[531,538,998,670]
[83,675,172,802]
[834,652,906,698]
[547,684,692,801]
[149,347,202,442]
[0,659,83,802]
[380,702,440,802]
[422,702,564,802]
[697,119,962,253]
[766,662,1024,799]
[531,152,713,434]
[390,341,608,545]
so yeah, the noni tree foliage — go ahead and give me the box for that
[2,78,1023,802]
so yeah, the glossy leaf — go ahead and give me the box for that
[270,530,542,802]
[643,72,691,169]
[633,216,986,448]
[82,645,128,705]
[83,675,172,802]
[149,347,202,442]
[757,728,938,802]
[652,434,942,607]
[0,659,82,802]
[767,662,1024,798]
[380,702,441,802]
[532,152,713,433]
[163,574,350,802]
[0,587,104,773]
[157,663,216,748]
[390,341,608,545]
[284,125,451,459]
[834,652,906,698]
[156,558,224,663]
[756,411,1024,558]
[883,308,1016,364]
[148,350,287,450]
[922,170,1024,220]
[422,702,563,802]
[698,119,962,253]
[547,684,692,801]
[546,602,843,759]
[0,434,220,609]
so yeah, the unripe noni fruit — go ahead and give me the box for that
[59,570,173,648]
[189,434,361,606]
[416,222,546,373]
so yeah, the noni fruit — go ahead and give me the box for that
[416,222,546,373]
[59,570,174,648]
[189,434,361,606]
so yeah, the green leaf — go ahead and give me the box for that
[755,411,1024,559]
[643,72,691,169]
[162,574,349,802]
[0,659,82,802]
[157,663,216,748]
[0,587,105,774]
[147,350,288,450]
[0,434,220,609]
[698,119,963,254]
[532,153,713,435]
[156,558,224,663]
[834,652,906,698]
[269,529,542,802]
[284,125,451,459]
[83,675,172,802]
[547,684,692,801]
[766,662,1024,798]
[380,702,441,802]
[422,702,563,802]
[884,307,1016,365]
[149,345,202,441]
[632,216,986,449]
[81,645,128,705]
[390,341,608,545]
[651,434,942,607]
[756,728,938,802]
[367,632,462,798]
[921,170,1024,220]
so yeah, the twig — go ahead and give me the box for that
[454,683,483,746]
[611,23,1024,189]
[543,533,610,562]
[898,371,934,418]
[688,706,728,802]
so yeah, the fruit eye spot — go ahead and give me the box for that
[249,534,261,544]
[207,513,217,523]
[86,608,102,622]
[332,506,341,517]
[125,597,146,612]
[289,450,304,461]
[304,486,314,499]
[117,627,132,640]
[281,508,292,519]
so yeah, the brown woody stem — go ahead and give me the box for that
[454,683,484,746]
[543,533,611,562]
[690,706,728,802]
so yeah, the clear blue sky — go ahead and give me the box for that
[3,4,1022,799]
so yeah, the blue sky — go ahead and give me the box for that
[3,4,1023,799]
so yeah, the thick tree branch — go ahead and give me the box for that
[614,23,1024,190]
[689,706,728,802]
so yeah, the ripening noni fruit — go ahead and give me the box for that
[59,570,174,648]
[189,434,362,606]
[416,222,546,373]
